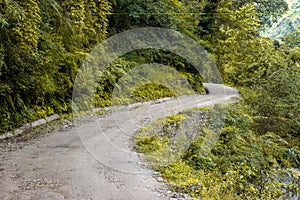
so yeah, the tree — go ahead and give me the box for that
[0,0,111,132]
[108,0,201,36]
[232,0,288,27]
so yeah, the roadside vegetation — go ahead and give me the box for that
[135,104,300,199]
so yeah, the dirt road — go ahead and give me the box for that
[0,84,238,200]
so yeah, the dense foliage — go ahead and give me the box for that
[135,105,300,199]
[0,0,111,131]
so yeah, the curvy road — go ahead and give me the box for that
[1,84,238,200]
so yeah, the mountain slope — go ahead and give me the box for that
[264,0,300,39]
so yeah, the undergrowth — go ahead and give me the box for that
[134,104,300,199]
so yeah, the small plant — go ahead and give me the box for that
[95,109,111,115]
[134,134,170,153]
[131,83,175,102]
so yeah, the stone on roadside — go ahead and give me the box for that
[45,114,60,122]
[31,119,47,128]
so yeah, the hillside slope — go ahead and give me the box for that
[263,0,300,39]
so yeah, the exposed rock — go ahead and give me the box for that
[20,123,31,130]
[45,114,60,122]
[31,119,47,128]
